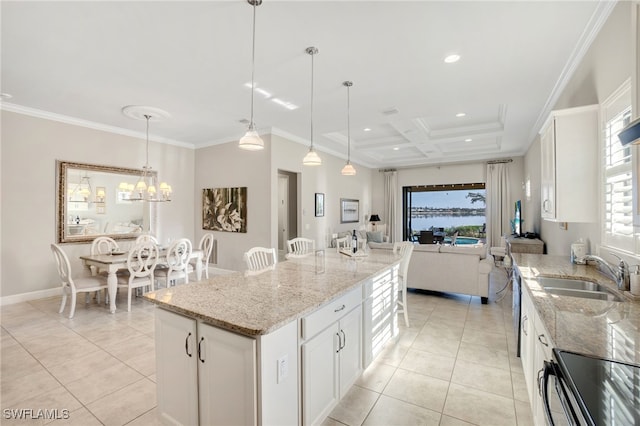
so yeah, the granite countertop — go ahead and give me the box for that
[512,253,640,364]
[143,249,401,337]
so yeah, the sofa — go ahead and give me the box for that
[369,242,494,304]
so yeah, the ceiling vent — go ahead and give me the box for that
[382,107,400,116]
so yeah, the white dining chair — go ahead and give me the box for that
[156,238,193,287]
[393,241,415,327]
[117,241,159,312]
[89,236,120,276]
[191,233,215,280]
[244,247,277,272]
[136,234,159,245]
[51,243,108,319]
[335,236,350,253]
[286,237,315,258]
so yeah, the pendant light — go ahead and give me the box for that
[341,81,356,176]
[121,105,172,202]
[238,0,264,151]
[303,46,322,166]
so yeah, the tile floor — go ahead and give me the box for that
[1,267,532,425]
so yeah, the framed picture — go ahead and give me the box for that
[315,193,325,217]
[340,198,359,223]
[202,187,247,233]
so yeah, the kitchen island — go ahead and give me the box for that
[143,249,401,426]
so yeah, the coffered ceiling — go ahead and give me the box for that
[1,1,613,169]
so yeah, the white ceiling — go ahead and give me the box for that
[1,1,612,169]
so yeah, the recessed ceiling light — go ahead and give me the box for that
[393,147,400,151]
[271,98,299,110]
[363,128,371,132]
[465,138,473,142]
[456,112,466,117]
[444,54,460,64]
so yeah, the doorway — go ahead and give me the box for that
[277,170,298,252]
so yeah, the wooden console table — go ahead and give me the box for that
[506,236,544,254]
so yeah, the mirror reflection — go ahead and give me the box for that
[57,161,156,243]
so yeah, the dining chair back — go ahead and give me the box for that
[418,230,434,244]
[89,236,119,276]
[135,234,159,245]
[156,238,193,287]
[193,233,215,279]
[393,241,415,327]
[244,247,277,272]
[117,241,159,312]
[335,236,350,252]
[286,237,315,258]
[51,243,108,318]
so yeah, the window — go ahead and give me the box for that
[602,81,637,253]
[402,183,486,243]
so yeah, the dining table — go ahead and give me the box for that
[80,248,204,313]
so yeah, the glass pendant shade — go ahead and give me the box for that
[238,127,264,151]
[341,162,356,176]
[303,148,322,166]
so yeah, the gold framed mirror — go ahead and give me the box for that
[56,160,157,243]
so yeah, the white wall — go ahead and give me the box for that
[372,159,525,242]
[524,1,637,258]
[1,111,195,299]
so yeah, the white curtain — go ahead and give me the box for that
[486,163,510,248]
[384,171,398,242]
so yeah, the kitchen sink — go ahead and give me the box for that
[537,277,624,302]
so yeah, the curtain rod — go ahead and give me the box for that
[486,159,513,164]
[378,168,397,172]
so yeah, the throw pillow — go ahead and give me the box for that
[366,231,383,243]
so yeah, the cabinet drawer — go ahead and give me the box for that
[363,267,395,299]
[301,286,362,340]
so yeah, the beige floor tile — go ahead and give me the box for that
[32,339,102,369]
[1,344,45,382]
[420,321,465,341]
[45,406,102,425]
[328,385,379,426]
[124,351,156,377]
[101,334,155,362]
[321,416,349,426]
[65,362,144,405]
[514,399,534,426]
[461,327,508,351]
[439,414,476,426]
[362,394,441,426]
[355,362,396,393]
[443,383,517,426]
[456,340,510,371]
[373,341,410,367]
[0,387,82,425]
[411,334,460,358]
[383,368,449,413]
[1,370,62,409]
[511,374,530,403]
[399,348,456,381]
[47,350,123,385]
[86,377,156,426]
[451,359,514,399]
[125,408,165,426]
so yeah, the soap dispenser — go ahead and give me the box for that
[570,238,586,264]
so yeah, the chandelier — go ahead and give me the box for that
[68,172,94,202]
[121,106,172,202]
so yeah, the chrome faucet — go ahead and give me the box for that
[576,254,629,291]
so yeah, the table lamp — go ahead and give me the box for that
[369,214,381,231]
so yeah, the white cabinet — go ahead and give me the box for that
[155,308,257,426]
[301,287,363,426]
[363,265,398,367]
[540,104,599,222]
[520,288,535,398]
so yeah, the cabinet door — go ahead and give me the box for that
[197,323,257,426]
[302,324,339,426]
[339,305,363,396]
[520,290,535,405]
[155,309,199,426]
[540,120,556,219]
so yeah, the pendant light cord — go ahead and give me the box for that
[347,84,351,162]
[144,114,150,169]
[310,50,314,149]
[249,0,257,128]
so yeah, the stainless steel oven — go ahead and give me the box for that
[542,348,640,425]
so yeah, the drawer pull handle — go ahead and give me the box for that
[340,330,346,350]
[522,315,528,336]
[334,304,346,313]
[335,333,341,353]
[538,334,549,347]
[185,332,193,357]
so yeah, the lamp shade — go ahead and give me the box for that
[341,162,356,176]
[303,148,322,166]
[239,129,264,150]
[370,214,381,222]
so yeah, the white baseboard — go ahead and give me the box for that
[1,287,61,306]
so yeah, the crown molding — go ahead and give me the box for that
[528,0,617,144]
[1,102,194,149]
